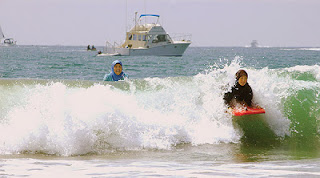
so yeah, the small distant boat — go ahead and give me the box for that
[250,40,258,48]
[87,45,97,51]
[0,25,16,46]
[97,52,121,57]
[101,13,191,56]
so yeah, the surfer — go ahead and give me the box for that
[103,60,128,81]
[223,69,253,108]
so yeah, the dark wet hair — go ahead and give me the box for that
[235,70,248,80]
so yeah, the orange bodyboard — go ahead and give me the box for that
[232,107,265,116]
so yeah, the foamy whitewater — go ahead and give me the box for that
[1,59,319,156]
[0,46,320,177]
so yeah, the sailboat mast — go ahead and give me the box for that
[0,25,5,39]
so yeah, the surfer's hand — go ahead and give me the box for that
[225,107,232,113]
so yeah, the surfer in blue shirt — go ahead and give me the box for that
[103,60,128,81]
[224,70,253,107]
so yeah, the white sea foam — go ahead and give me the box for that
[298,48,320,51]
[0,80,237,155]
[281,48,320,51]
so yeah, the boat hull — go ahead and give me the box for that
[0,43,16,47]
[115,42,190,56]
[1,38,16,47]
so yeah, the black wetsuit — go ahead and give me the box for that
[223,82,253,107]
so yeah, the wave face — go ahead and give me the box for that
[0,60,319,156]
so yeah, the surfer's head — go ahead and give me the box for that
[236,69,248,86]
[111,60,123,76]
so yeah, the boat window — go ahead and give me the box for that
[128,34,132,40]
[157,35,166,42]
[152,36,158,43]
[152,35,167,43]
[133,34,137,41]
[142,35,147,41]
[138,35,142,41]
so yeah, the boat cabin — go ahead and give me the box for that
[4,38,15,45]
[121,14,173,49]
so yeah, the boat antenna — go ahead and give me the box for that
[125,0,127,33]
[135,11,138,31]
[144,0,146,25]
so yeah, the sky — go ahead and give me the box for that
[1,0,320,47]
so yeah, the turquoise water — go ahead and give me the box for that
[0,46,320,177]
[1,46,319,80]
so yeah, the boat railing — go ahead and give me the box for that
[104,41,121,54]
[169,33,192,42]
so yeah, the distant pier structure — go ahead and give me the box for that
[250,40,258,48]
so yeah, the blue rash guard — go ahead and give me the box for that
[103,60,128,81]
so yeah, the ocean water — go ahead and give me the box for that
[0,45,320,177]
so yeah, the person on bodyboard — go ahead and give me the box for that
[224,69,253,108]
[223,70,264,116]
[224,70,272,144]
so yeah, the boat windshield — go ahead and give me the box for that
[4,38,14,44]
[151,34,168,43]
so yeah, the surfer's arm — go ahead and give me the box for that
[223,91,233,107]
[244,85,253,106]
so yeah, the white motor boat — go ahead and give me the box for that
[250,40,258,48]
[101,13,191,56]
